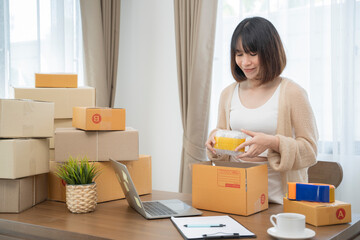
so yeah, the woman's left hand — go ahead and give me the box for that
[234,129,279,158]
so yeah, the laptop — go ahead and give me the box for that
[109,159,203,219]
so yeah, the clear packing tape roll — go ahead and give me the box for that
[214,130,246,155]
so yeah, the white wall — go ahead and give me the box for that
[114,0,182,192]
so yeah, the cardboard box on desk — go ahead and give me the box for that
[0,99,54,138]
[54,127,138,162]
[192,161,268,216]
[72,107,125,131]
[14,87,95,119]
[48,155,152,203]
[35,73,78,88]
[0,139,49,179]
[0,174,48,213]
[49,119,73,149]
[283,197,351,226]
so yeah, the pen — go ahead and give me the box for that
[183,224,226,228]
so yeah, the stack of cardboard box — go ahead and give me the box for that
[284,182,352,226]
[13,73,96,201]
[53,106,152,203]
[14,73,151,204]
[4,73,151,211]
[0,99,54,212]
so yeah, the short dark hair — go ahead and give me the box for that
[230,17,286,83]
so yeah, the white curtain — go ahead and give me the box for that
[0,0,83,98]
[211,0,360,213]
[80,0,121,107]
[174,0,218,193]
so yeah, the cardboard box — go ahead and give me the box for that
[0,99,54,138]
[72,107,125,131]
[49,119,73,149]
[0,174,48,213]
[283,197,351,226]
[14,87,95,119]
[48,155,152,203]
[192,161,268,216]
[0,139,50,179]
[35,73,78,88]
[54,127,138,162]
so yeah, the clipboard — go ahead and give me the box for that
[171,215,256,239]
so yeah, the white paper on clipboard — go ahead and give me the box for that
[171,215,255,239]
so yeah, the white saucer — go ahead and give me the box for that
[267,227,316,240]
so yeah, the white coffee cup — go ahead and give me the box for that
[270,213,306,234]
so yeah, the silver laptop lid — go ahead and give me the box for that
[110,158,202,219]
[109,159,148,217]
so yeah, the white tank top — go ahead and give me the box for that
[229,83,283,204]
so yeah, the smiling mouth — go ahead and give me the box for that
[243,68,255,73]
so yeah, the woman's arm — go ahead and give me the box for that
[268,83,319,171]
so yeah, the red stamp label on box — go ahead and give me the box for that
[336,208,346,220]
[261,193,266,204]
[92,114,102,124]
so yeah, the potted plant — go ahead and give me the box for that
[56,156,101,213]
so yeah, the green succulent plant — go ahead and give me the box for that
[56,156,100,185]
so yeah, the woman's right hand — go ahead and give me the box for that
[205,131,217,155]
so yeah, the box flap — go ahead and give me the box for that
[213,161,258,169]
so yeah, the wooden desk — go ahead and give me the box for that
[0,190,359,240]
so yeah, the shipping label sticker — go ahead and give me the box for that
[217,169,241,188]
[92,113,102,124]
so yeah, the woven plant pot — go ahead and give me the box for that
[66,182,97,213]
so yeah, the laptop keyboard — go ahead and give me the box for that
[143,201,177,216]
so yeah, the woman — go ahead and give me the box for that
[205,17,318,204]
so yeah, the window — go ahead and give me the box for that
[0,0,83,98]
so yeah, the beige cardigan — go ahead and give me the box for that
[207,78,319,195]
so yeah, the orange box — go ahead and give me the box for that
[48,155,152,203]
[35,73,78,88]
[73,107,125,131]
[283,197,351,226]
[192,161,268,216]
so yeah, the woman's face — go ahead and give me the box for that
[235,40,260,81]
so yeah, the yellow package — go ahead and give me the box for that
[214,130,246,155]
